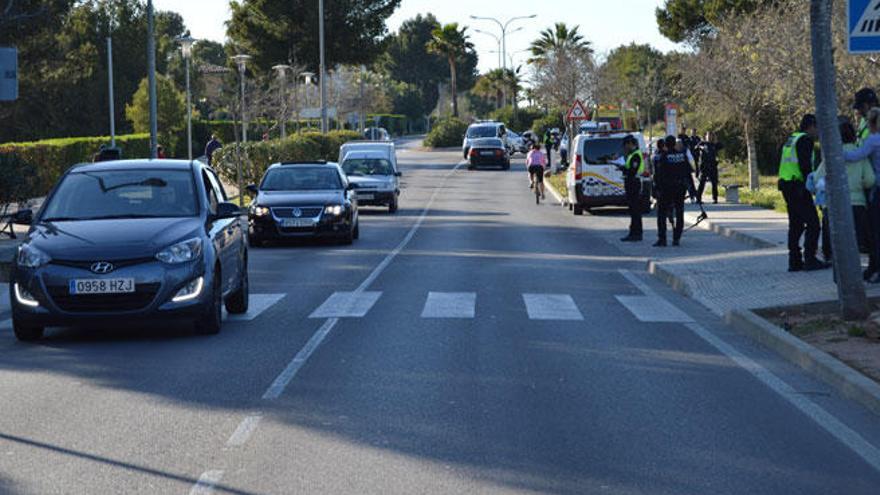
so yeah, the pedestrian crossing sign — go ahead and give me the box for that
[566,99,589,121]
[849,0,880,53]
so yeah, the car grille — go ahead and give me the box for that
[272,207,323,218]
[46,283,161,312]
[50,257,155,271]
[279,226,316,234]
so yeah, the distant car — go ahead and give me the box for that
[467,138,510,170]
[462,121,509,159]
[341,151,402,213]
[9,159,249,341]
[364,127,391,141]
[507,130,528,155]
[247,161,359,246]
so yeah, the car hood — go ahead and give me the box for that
[257,190,344,206]
[27,217,203,261]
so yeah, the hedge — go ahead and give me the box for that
[0,134,151,197]
[424,118,468,148]
[211,130,362,188]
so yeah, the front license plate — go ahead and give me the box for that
[69,278,135,295]
[281,218,315,228]
[358,193,375,200]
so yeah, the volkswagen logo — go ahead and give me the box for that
[90,261,115,274]
[293,208,302,218]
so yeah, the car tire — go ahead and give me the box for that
[340,225,355,245]
[389,197,398,213]
[503,162,510,171]
[248,235,263,248]
[573,205,584,216]
[224,262,249,315]
[195,271,222,335]
[12,318,44,342]
[353,221,360,239]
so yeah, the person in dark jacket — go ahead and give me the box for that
[205,134,223,166]
[778,114,829,272]
[654,135,694,247]
[696,131,722,204]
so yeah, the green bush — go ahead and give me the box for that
[489,106,544,133]
[211,130,361,188]
[424,118,468,148]
[0,134,151,197]
[368,114,408,136]
[532,111,566,137]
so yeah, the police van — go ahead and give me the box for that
[566,130,650,215]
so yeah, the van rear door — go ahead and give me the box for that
[578,136,627,200]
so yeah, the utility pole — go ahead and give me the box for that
[318,0,328,133]
[359,65,366,134]
[273,64,292,139]
[147,0,158,158]
[106,37,115,148]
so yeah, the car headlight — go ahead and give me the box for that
[172,276,204,303]
[251,205,270,217]
[325,205,344,216]
[156,238,203,264]
[17,244,51,268]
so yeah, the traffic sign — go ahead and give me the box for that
[566,99,589,121]
[848,0,880,53]
[0,47,17,101]
[665,103,678,137]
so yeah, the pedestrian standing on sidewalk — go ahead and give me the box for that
[778,114,829,272]
[844,107,880,281]
[654,136,693,247]
[696,132,722,204]
[619,136,645,242]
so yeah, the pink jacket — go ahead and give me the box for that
[526,149,547,167]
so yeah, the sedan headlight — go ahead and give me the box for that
[251,205,270,217]
[325,205,344,216]
[17,244,51,268]
[156,238,203,264]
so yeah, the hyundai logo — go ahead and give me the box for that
[90,261,115,274]
[293,208,302,218]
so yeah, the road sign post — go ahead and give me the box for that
[0,47,18,102]
[848,0,880,53]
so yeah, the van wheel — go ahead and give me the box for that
[573,205,584,216]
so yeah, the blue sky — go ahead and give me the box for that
[154,0,680,72]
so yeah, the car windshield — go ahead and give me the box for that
[342,158,394,176]
[261,166,342,191]
[41,169,198,221]
[467,126,497,138]
[581,137,627,164]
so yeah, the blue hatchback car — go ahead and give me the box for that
[8,159,249,341]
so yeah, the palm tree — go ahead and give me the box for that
[529,23,592,64]
[427,23,473,117]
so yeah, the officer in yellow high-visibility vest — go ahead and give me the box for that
[853,88,878,145]
[779,114,829,272]
[619,135,646,242]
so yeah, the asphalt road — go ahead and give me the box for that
[2,139,880,494]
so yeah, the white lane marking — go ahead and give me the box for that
[309,291,382,318]
[421,292,476,319]
[615,295,694,323]
[264,162,463,401]
[618,268,659,297]
[189,470,224,495]
[262,318,339,399]
[684,322,880,474]
[0,319,10,330]
[226,414,262,447]
[522,294,584,321]
[224,294,286,321]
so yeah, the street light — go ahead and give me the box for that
[147,0,158,158]
[230,53,251,207]
[318,0,328,133]
[272,64,292,139]
[469,14,536,70]
[473,29,502,69]
[176,35,196,161]
[301,71,315,128]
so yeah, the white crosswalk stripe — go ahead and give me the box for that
[522,294,584,321]
[310,291,382,318]
[421,292,476,319]
[225,294,286,321]
[615,295,694,323]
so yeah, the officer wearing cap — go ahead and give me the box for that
[854,88,878,145]
[619,135,646,242]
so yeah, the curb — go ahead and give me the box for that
[543,175,569,207]
[683,209,780,249]
[726,308,880,417]
[647,260,692,297]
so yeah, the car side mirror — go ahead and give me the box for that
[246,184,258,194]
[12,209,32,225]
[394,171,402,177]
[346,183,358,191]
[215,202,241,219]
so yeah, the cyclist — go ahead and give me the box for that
[527,142,547,199]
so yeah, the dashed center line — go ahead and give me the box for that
[189,470,224,495]
[226,414,263,447]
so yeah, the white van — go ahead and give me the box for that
[566,131,650,215]
[338,142,401,213]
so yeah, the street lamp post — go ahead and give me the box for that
[176,35,196,161]
[469,14,536,71]
[474,29,502,69]
[302,72,315,128]
[106,36,116,148]
[318,0,328,133]
[273,64,292,139]
[147,0,158,158]
[231,54,251,206]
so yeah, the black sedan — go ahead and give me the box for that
[8,160,249,341]
[247,161,359,246]
[467,138,510,170]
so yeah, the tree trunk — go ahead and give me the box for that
[810,0,868,319]
[449,57,458,117]
[745,117,760,190]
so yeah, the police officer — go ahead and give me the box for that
[854,87,878,144]
[654,135,692,247]
[696,131,722,204]
[778,114,829,272]
[620,135,645,242]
